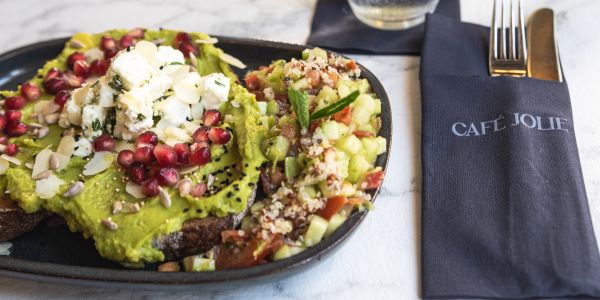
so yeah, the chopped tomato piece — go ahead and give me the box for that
[362,170,384,190]
[244,74,260,91]
[216,238,259,270]
[309,120,322,133]
[254,234,284,263]
[345,60,357,71]
[318,196,347,220]
[333,106,352,125]
[353,130,374,138]
[252,90,265,101]
[221,230,244,243]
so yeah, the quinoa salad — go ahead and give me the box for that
[0,29,386,272]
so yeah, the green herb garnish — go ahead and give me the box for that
[310,90,360,122]
[288,88,310,129]
[215,80,225,87]
[136,114,146,121]
[169,62,184,66]
[92,119,102,131]
[108,75,125,91]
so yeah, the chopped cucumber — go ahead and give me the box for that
[273,245,306,261]
[352,79,370,94]
[263,136,289,162]
[299,185,319,203]
[267,61,285,83]
[352,106,371,126]
[361,137,381,163]
[373,99,382,115]
[337,122,350,137]
[302,49,311,60]
[354,94,376,114]
[325,213,348,238]
[336,135,363,155]
[267,99,279,115]
[375,137,387,155]
[183,255,215,272]
[310,47,328,60]
[337,85,350,98]
[285,157,300,180]
[304,215,329,247]
[319,181,354,198]
[251,202,265,214]
[348,155,372,183]
[321,120,340,141]
[257,101,267,116]
[291,78,309,91]
[316,86,339,105]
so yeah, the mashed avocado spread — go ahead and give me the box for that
[0,30,266,266]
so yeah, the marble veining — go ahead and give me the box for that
[0,0,599,299]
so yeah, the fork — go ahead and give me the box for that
[489,0,528,77]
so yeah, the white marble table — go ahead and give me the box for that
[1,0,599,299]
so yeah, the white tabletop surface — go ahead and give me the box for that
[1,0,599,299]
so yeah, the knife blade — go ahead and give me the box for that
[527,8,563,82]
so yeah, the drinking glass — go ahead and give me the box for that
[348,0,440,30]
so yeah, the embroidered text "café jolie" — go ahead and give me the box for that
[452,113,569,137]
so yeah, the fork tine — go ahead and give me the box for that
[518,0,527,61]
[508,0,516,59]
[490,0,498,59]
[500,0,506,59]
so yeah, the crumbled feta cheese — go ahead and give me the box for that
[65,99,83,126]
[81,105,107,138]
[109,51,154,90]
[173,72,202,104]
[191,102,204,120]
[201,73,230,110]
[73,136,93,157]
[155,96,191,126]
[94,77,118,107]
[154,46,185,66]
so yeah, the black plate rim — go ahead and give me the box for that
[0,36,392,289]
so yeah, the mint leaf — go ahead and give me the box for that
[288,88,310,129]
[310,90,360,122]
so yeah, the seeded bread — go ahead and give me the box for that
[0,198,48,242]
[153,188,256,261]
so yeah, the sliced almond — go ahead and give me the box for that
[63,181,84,198]
[158,187,171,208]
[125,181,145,199]
[101,218,118,231]
[178,178,192,197]
[32,149,52,177]
[56,135,76,157]
[219,52,246,69]
[44,113,60,125]
[1,154,21,166]
[53,152,70,171]
[0,157,9,175]
[128,203,141,213]
[134,40,158,65]
[115,141,135,152]
[164,127,192,143]
[181,121,200,135]
[35,174,64,199]
[82,151,115,176]
[194,37,218,44]
[84,48,104,62]
[173,82,201,104]
[42,102,61,116]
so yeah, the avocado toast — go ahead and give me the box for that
[0,29,387,272]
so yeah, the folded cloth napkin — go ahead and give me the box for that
[420,14,600,299]
[307,0,460,55]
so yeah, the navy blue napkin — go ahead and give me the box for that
[307,0,460,54]
[420,14,600,299]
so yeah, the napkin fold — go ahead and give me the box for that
[420,14,600,299]
[307,0,460,55]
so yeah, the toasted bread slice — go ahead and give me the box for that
[0,198,48,242]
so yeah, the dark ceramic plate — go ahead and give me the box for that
[0,36,391,290]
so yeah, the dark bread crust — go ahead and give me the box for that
[154,189,256,261]
[0,198,48,242]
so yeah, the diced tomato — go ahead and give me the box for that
[245,74,260,91]
[258,65,269,71]
[305,69,321,87]
[353,130,374,138]
[333,106,352,125]
[254,234,284,263]
[326,69,339,84]
[221,230,244,243]
[215,235,283,270]
[253,90,265,101]
[345,60,357,71]
[318,196,347,220]
[362,170,384,190]
[309,120,322,134]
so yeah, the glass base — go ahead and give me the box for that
[348,0,439,31]
[353,13,427,30]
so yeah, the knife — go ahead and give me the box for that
[527,8,563,82]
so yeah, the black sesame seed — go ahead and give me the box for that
[248,182,255,187]
[183,208,189,213]
[127,46,131,52]
[159,66,164,70]
[235,197,242,202]
[196,209,202,214]
[215,157,221,162]
[226,191,233,197]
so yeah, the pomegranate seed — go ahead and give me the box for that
[117,150,135,168]
[153,144,177,167]
[64,74,84,88]
[189,146,211,166]
[127,163,147,184]
[89,59,109,76]
[190,182,207,197]
[54,90,70,107]
[134,146,155,165]
[146,164,160,178]
[93,134,116,152]
[4,96,26,110]
[136,131,158,146]
[0,115,5,131]
[5,122,27,137]
[5,110,21,123]
[104,48,118,60]
[141,178,160,197]
[67,52,86,69]
[20,82,41,101]
[43,77,68,94]
[72,60,90,78]
[119,35,135,49]
[0,136,7,144]
[208,127,231,145]
[192,126,211,143]
[156,167,179,187]
[173,143,190,166]
[128,28,145,39]
[5,143,18,156]
[202,110,221,126]
[190,141,209,152]
[100,35,117,52]
[174,32,191,47]
[178,42,198,58]
[44,68,63,82]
